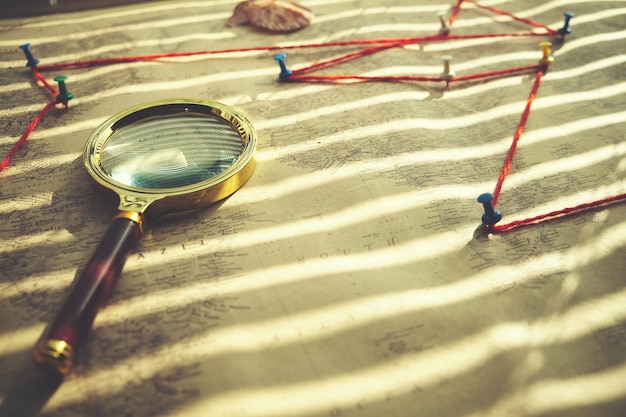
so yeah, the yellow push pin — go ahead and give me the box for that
[538,42,555,66]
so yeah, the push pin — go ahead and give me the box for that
[54,76,74,106]
[538,42,555,66]
[437,11,450,35]
[440,55,456,85]
[477,193,502,226]
[274,53,292,80]
[558,12,575,35]
[19,43,39,68]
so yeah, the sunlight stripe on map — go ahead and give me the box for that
[275,50,539,81]
[0,267,77,299]
[0,191,55,214]
[252,55,625,130]
[0,66,278,118]
[5,113,624,299]
[464,363,626,417]
[13,0,354,29]
[0,33,236,70]
[0,62,151,91]
[557,29,626,55]
[0,12,232,47]
[2,1,624,414]
[2,116,622,301]
[0,323,45,356]
[0,1,460,49]
[3,68,622,181]
[313,5,448,25]
[315,6,626,41]
[425,25,626,53]
[0,153,79,178]
[0,227,75,253]
[516,0,620,19]
[43,223,626,413]
[84,224,626,339]
[545,6,626,28]
[497,179,626,228]
[505,143,626,190]
[254,82,626,138]
[4,105,623,200]
[129,236,593,334]
[12,1,239,28]
[139,182,489,254]
[3,112,622,280]
[247,112,626,203]
[0,116,104,148]
[1,27,622,115]
[110,222,626,329]
[116,166,626,269]
[176,293,626,417]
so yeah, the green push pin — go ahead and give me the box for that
[54,76,74,105]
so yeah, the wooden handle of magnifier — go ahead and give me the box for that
[33,213,143,375]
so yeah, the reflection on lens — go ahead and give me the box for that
[100,113,243,189]
[109,149,238,188]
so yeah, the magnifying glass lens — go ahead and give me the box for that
[101,114,244,189]
[33,100,256,375]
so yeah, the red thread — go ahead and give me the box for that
[288,74,444,83]
[289,64,542,84]
[6,3,620,232]
[0,100,56,172]
[492,194,626,232]
[492,69,544,207]
[449,0,464,26]
[35,33,549,73]
[31,68,59,97]
[451,64,542,82]
[464,0,559,36]
[291,43,402,76]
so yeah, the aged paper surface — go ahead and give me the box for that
[1,1,625,416]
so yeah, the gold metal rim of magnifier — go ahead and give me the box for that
[83,98,257,218]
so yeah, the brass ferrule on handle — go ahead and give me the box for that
[114,210,146,234]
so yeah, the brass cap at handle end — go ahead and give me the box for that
[33,339,73,376]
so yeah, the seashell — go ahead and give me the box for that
[227,0,314,33]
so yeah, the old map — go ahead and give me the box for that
[1,1,625,416]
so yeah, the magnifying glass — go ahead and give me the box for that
[32,98,257,375]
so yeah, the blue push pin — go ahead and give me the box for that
[558,12,575,35]
[274,53,292,80]
[54,76,74,105]
[19,43,39,68]
[477,193,502,226]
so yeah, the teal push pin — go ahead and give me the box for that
[477,193,502,226]
[54,76,74,105]
[558,12,575,35]
[274,53,292,80]
[19,43,39,68]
